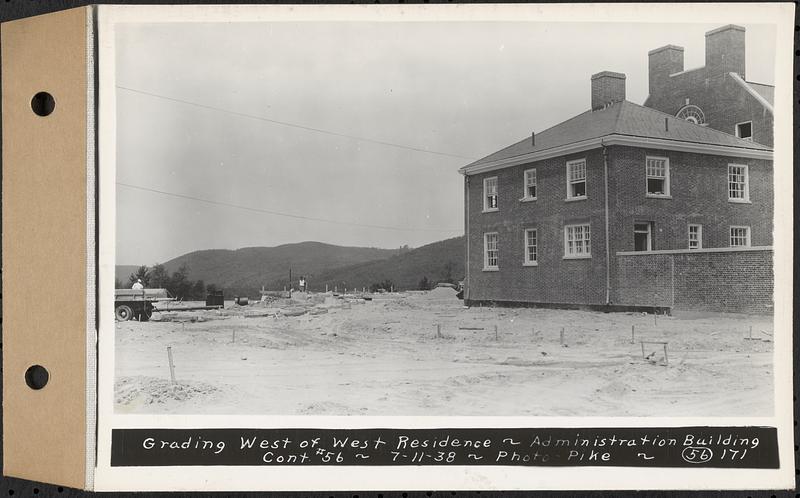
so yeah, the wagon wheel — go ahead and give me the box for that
[115,305,133,321]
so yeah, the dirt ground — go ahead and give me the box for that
[114,289,774,416]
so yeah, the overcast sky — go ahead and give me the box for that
[115,21,776,265]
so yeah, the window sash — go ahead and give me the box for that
[728,165,748,200]
[729,227,750,247]
[646,157,669,195]
[567,160,586,198]
[688,224,702,249]
[565,224,591,256]
[568,161,586,182]
[524,229,537,263]
[524,169,537,198]
[646,158,666,178]
[484,233,499,267]
[484,177,498,209]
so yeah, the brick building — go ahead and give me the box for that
[459,63,774,313]
[645,24,774,146]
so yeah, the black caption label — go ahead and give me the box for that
[111,427,778,468]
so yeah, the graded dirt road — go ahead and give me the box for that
[114,290,774,416]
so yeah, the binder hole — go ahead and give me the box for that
[24,365,49,389]
[30,92,55,116]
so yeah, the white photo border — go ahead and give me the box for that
[94,3,795,491]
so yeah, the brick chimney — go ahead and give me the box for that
[591,71,626,110]
[648,45,684,96]
[705,24,745,79]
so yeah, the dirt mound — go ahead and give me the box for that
[115,376,218,405]
[426,286,458,299]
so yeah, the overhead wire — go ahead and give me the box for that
[116,85,478,161]
[116,181,464,234]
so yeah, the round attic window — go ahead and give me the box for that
[676,105,705,125]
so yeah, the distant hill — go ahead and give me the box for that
[116,237,465,296]
[163,242,403,295]
[309,236,464,292]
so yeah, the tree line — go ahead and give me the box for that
[116,263,217,300]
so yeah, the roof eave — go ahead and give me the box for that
[459,134,773,175]
[729,72,774,113]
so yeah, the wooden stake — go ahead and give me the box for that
[663,343,669,365]
[560,327,564,346]
[437,324,441,338]
[232,330,236,344]
[631,325,635,344]
[654,311,657,326]
[167,346,176,384]
[495,324,498,341]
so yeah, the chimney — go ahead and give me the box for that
[705,24,745,79]
[591,71,626,111]
[648,45,684,96]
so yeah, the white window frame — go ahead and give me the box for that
[727,164,750,203]
[729,226,751,247]
[523,228,538,266]
[735,121,753,141]
[520,168,537,201]
[483,232,499,270]
[645,156,670,197]
[688,224,703,249]
[633,222,653,252]
[563,223,591,259]
[565,159,587,200]
[483,177,499,212]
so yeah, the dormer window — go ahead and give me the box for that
[736,121,753,141]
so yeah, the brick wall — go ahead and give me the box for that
[463,144,773,313]
[615,248,773,313]
[645,62,772,147]
[465,148,609,305]
[608,145,773,252]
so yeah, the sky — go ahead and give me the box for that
[115,20,776,265]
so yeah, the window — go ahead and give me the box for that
[676,104,706,125]
[524,229,538,265]
[483,177,498,211]
[728,164,749,202]
[633,222,653,251]
[646,157,670,196]
[564,224,591,258]
[735,121,753,141]
[730,226,751,247]
[566,159,587,199]
[484,232,499,269]
[688,224,702,249]
[523,169,537,199]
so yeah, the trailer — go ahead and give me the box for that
[114,288,173,322]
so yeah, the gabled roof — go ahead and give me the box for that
[461,100,772,174]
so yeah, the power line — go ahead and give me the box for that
[116,85,476,161]
[116,181,463,234]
